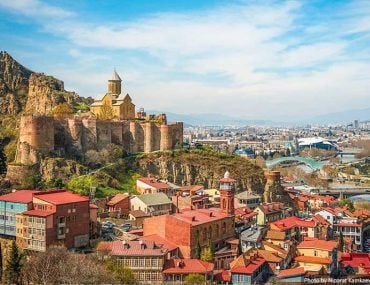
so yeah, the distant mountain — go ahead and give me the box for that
[303,107,370,124]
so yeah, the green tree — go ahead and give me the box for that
[339,198,355,212]
[200,246,213,263]
[184,273,206,285]
[99,102,115,120]
[195,238,202,259]
[338,231,344,252]
[67,175,98,196]
[106,259,136,284]
[5,240,23,285]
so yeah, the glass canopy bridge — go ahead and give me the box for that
[266,156,327,170]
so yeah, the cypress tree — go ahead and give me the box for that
[338,231,344,252]
[5,240,23,285]
[195,238,202,259]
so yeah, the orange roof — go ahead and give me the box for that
[34,190,89,205]
[96,242,113,251]
[230,256,266,274]
[163,259,214,274]
[173,207,229,226]
[271,216,315,231]
[278,267,305,278]
[298,238,337,251]
[0,190,39,203]
[89,203,99,209]
[257,202,287,214]
[22,209,55,217]
[265,230,286,240]
[138,177,171,189]
[295,255,332,265]
[313,214,330,226]
[257,249,283,263]
[107,193,129,206]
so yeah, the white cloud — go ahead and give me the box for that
[0,0,73,18]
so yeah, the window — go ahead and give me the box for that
[222,222,226,234]
[203,228,207,241]
[314,250,318,256]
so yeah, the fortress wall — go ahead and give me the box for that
[130,122,144,153]
[144,122,153,153]
[15,142,40,165]
[160,125,171,151]
[121,121,132,153]
[110,121,124,145]
[19,116,54,153]
[168,122,184,149]
[81,119,97,151]
[67,119,83,150]
[96,121,113,147]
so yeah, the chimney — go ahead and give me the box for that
[139,240,145,249]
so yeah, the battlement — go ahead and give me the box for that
[16,115,183,165]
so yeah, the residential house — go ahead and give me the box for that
[295,238,338,274]
[136,177,177,196]
[235,191,262,209]
[97,240,167,284]
[0,190,39,237]
[240,226,266,252]
[316,207,362,250]
[270,216,317,241]
[128,210,150,228]
[257,249,284,273]
[162,259,214,284]
[312,214,331,240]
[130,193,173,216]
[172,187,210,211]
[106,193,130,218]
[230,250,269,285]
[340,253,370,275]
[254,202,291,226]
[277,267,306,283]
[262,241,294,270]
[16,190,91,251]
[214,238,239,270]
[234,207,257,233]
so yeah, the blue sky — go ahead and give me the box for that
[1,0,370,120]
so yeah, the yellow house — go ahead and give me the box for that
[90,70,135,120]
[295,238,338,273]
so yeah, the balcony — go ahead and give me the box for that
[57,233,66,239]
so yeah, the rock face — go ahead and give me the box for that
[0,51,32,114]
[25,74,79,115]
[127,151,266,193]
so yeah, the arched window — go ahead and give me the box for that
[222,199,226,209]
[202,228,207,241]
[208,226,212,239]
[215,224,219,237]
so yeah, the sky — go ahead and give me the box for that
[0,0,370,121]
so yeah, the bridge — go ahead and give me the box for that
[266,156,327,170]
[312,188,370,198]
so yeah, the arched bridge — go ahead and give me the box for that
[266,156,326,170]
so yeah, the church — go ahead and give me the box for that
[90,70,136,120]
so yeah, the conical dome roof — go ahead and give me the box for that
[110,68,122,81]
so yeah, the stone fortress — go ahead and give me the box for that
[15,70,183,165]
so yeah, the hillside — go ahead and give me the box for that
[0,51,92,176]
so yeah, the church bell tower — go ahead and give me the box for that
[108,69,122,96]
[219,171,235,216]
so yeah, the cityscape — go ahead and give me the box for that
[1,1,370,285]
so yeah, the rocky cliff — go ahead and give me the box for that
[125,150,266,193]
[0,51,32,114]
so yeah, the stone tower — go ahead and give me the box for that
[108,69,122,96]
[263,170,290,204]
[219,171,235,216]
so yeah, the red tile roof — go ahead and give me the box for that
[220,177,236,183]
[96,242,113,251]
[257,202,287,214]
[163,259,214,274]
[34,190,89,205]
[107,193,129,206]
[173,207,229,226]
[277,267,305,278]
[22,209,55,217]
[138,177,171,189]
[140,234,178,252]
[341,253,370,269]
[265,230,286,240]
[235,207,257,220]
[271,216,316,231]
[313,214,330,226]
[297,238,337,251]
[110,240,167,256]
[0,190,39,203]
[230,256,266,274]
[295,255,332,265]
[214,270,231,282]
